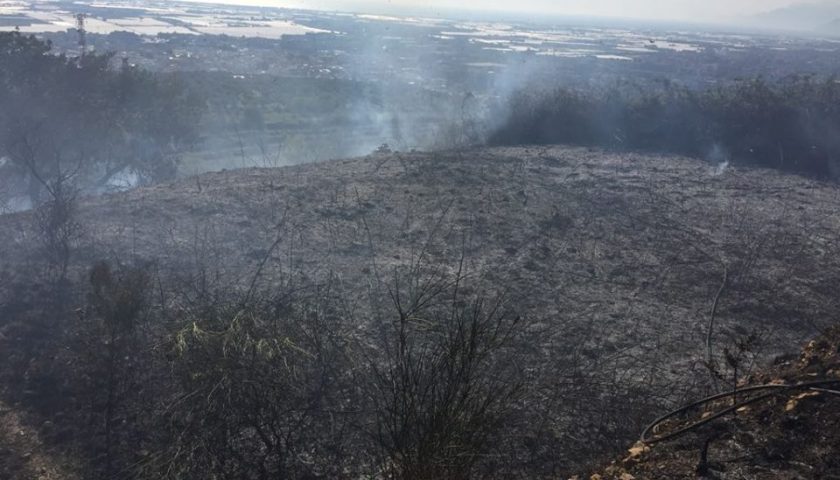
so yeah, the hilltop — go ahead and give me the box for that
[752,2,840,31]
[2,145,840,477]
[820,18,840,35]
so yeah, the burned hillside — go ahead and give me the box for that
[2,146,840,478]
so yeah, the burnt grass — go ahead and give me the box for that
[592,326,840,480]
[2,145,840,476]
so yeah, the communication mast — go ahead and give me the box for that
[75,13,87,53]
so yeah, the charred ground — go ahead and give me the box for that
[1,145,840,478]
[591,326,840,480]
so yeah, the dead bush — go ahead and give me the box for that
[367,265,526,480]
[151,285,360,480]
[34,177,82,283]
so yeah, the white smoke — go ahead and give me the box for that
[708,143,730,176]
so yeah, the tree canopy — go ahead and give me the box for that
[490,76,840,179]
[0,31,204,204]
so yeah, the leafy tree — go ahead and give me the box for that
[0,31,204,204]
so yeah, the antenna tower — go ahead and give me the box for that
[75,13,87,53]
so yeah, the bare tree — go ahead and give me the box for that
[31,155,84,283]
[74,261,153,479]
[367,263,525,480]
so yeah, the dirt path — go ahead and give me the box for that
[0,400,78,480]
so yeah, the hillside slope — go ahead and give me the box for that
[2,145,840,473]
[752,2,840,31]
[591,326,840,479]
[0,399,79,480]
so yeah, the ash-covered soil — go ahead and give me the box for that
[2,145,840,471]
[0,398,79,480]
[592,326,840,480]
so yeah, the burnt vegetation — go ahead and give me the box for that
[0,256,535,479]
[3,145,840,479]
[490,77,840,179]
[1,23,840,480]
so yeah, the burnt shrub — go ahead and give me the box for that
[489,76,840,179]
[149,286,360,480]
[366,267,527,480]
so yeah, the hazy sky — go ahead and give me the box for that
[182,0,811,22]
